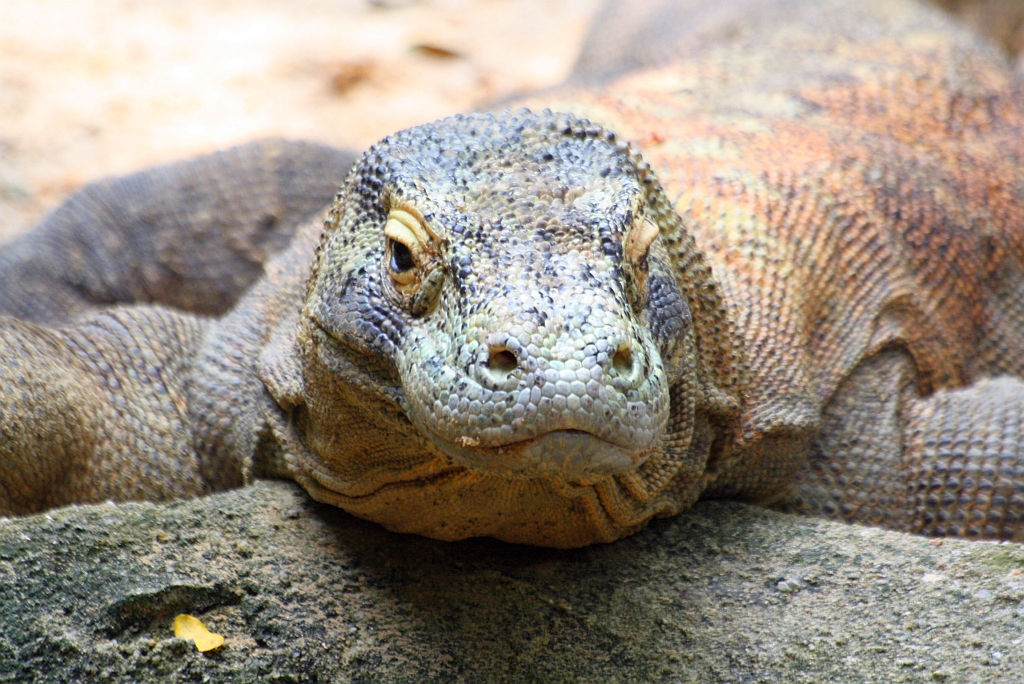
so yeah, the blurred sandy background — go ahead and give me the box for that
[0,0,601,241]
[1,0,1021,244]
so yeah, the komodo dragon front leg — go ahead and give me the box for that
[0,140,355,514]
[785,350,1024,540]
[0,308,210,513]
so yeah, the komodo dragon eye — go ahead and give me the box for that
[389,241,415,274]
[624,216,661,309]
[382,206,446,316]
[625,217,660,267]
[384,209,428,288]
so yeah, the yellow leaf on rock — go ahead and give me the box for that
[173,614,224,652]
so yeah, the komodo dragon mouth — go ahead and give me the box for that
[416,425,656,481]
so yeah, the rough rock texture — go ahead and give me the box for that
[2,480,1022,683]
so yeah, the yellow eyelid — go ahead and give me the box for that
[384,218,426,261]
[625,217,660,264]
[389,207,441,245]
[383,205,443,293]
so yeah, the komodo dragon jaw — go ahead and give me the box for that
[278,110,711,545]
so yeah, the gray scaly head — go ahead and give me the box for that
[271,109,724,546]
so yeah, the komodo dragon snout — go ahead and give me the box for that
[298,110,692,483]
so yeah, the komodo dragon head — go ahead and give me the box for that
[265,109,740,547]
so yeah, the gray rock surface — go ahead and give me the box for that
[1,480,1022,683]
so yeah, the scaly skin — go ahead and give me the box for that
[2,0,1023,547]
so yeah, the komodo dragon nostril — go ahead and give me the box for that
[486,346,519,375]
[477,344,520,387]
[612,343,634,376]
[480,333,521,385]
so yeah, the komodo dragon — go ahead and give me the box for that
[2,0,1023,548]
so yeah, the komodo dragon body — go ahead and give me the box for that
[2,0,1023,548]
